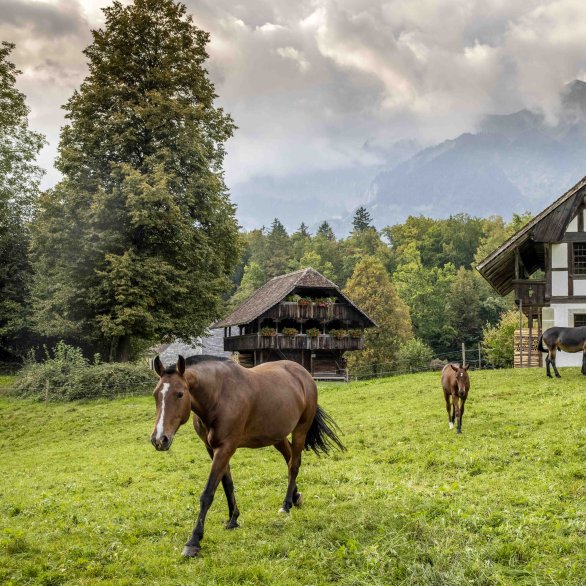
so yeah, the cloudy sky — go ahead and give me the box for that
[3,0,586,228]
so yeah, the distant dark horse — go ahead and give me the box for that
[441,364,470,434]
[150,355,345,557]
[538,326,586,378]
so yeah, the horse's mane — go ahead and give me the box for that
[163,354,230,375]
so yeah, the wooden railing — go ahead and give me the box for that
[512,280,546,307]
[224,334,364,352]
[264,302,359,323]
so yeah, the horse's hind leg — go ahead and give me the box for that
[550,348,561,378]
[205,446,240,529]
[279,430,306,514]
[545,354,552,378]
[274,440,302,506]
[582,349,586,376]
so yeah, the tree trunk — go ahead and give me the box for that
[116,335,131,362]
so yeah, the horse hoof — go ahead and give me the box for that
[449,422,454,430]
[182,545,201,558]
[225,520,239,530]
[278,507,290,514]
[555,375,562,379]
[294,493,303,507]
[457,429,462,434]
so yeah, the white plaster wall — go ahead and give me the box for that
[547,303,586,366]
[574,279,586,296]
[566,215,579,232]
[551,243,568,268]
[552,271,568,296]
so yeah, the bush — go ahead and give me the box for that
[282,327,299,337]
[12,341,155,401]
[396,339,434,372]
[482,310,526,368]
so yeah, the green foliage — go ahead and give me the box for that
[396,338,434,372]
[482,310,526,368]
[3,369,586,584]
[306,327,321,337]
[260,327,276,336]
[352,206,373,232]
[345,256,413,376]
[328,329,348,339]
[0,42,45,360]
[393,244,456,352]
[31,0,239,361]
[229,262,266,309]
[12,341,155,401]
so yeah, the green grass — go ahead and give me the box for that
[1,368,586,585]
[0,375,16,394]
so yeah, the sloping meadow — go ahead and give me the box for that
[1,369,585,585]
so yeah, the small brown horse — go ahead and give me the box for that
[150,355,344,557]
[441,363,470,434]
[538,326,586,378]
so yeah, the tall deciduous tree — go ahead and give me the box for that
[31,0,239,361]
[344,256,412,377]
[0,42,45,360]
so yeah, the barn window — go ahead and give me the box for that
[573,243,586,275]
[574,314,586,327]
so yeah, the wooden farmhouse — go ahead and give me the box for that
[212,268,376,379]
[477,175,586,367]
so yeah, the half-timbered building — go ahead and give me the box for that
[477,175,586,367]
[212,268,376,379]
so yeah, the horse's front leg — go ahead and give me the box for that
[183,445,235,557]
[582,349,586,376]
[444,392,453,429]
[452,393,462,434]
[457,398,466,434]
[205,446,240,529]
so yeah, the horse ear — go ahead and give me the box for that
[177,355,186,376]
[464,364,470,371]
[153,355,165,377]
[450,364,458,372]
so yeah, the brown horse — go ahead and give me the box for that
[538,326,586,378]
[150,355,344,557]
[441,363,470,434]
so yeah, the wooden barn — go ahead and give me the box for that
[477,175,586,367]
[212,268,376,379]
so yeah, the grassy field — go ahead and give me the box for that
[1,368,586,585]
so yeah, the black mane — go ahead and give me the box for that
[163,354,230,375]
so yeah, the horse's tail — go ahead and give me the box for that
[305,405,346,456]
[538,334,548,353]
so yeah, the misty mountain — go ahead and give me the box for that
[366,81,586,228]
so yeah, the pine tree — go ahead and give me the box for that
[264,219,290,278]
[0,43,45,359]
[31,0,239,361]
[344,256,412,376]
[316,221,336,240]
[352,206,372,232]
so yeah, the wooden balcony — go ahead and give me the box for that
[224,333,364,352]
[512,279,546,307]
[264,302,359,323]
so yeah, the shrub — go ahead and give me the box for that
[483,310,526,368]
[260,327,276,336]
[306,328,321,337]
[12,341,155,401]
[396,339,434,372]
[282,327,299,337]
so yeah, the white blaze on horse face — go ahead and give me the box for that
[155,383,170,439]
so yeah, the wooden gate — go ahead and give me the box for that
[514,330,543,368]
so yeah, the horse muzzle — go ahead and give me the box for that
[151,434,172,451]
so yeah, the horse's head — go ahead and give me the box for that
[450,363,469,397]
[150,355,191,451]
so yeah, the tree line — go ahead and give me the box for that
[0,0,525,374]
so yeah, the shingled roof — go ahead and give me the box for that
[213,267,376,328]
[477,175,586,296]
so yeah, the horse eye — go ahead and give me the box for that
[176,392,184,399]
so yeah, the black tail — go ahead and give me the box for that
[304,405,346,456]
[538,334,547,353]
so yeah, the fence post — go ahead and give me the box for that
[478,342,482,370]
[461,342,466,367]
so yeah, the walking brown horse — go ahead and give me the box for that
[538,326,586,378]
[441,363,470,434]
[150,355,345,557]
